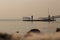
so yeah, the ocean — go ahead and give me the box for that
[0,20,60,35]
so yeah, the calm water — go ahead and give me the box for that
[0,20,60,34]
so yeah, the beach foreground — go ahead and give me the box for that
[0,32,60,40]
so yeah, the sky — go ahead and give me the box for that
[0,0,60,19]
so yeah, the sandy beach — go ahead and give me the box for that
[0,32,60,40]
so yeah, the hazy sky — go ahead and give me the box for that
[0,0,60,19]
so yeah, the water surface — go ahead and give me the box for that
[0,20,60,34]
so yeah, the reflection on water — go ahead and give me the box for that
[0,20,60,34]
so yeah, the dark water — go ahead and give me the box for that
[0,20,60,34]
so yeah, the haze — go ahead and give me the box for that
[0,0,60,19]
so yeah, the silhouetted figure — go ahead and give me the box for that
[28,29,40,33]
[56,28,60,32]
[31,16,33,21]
